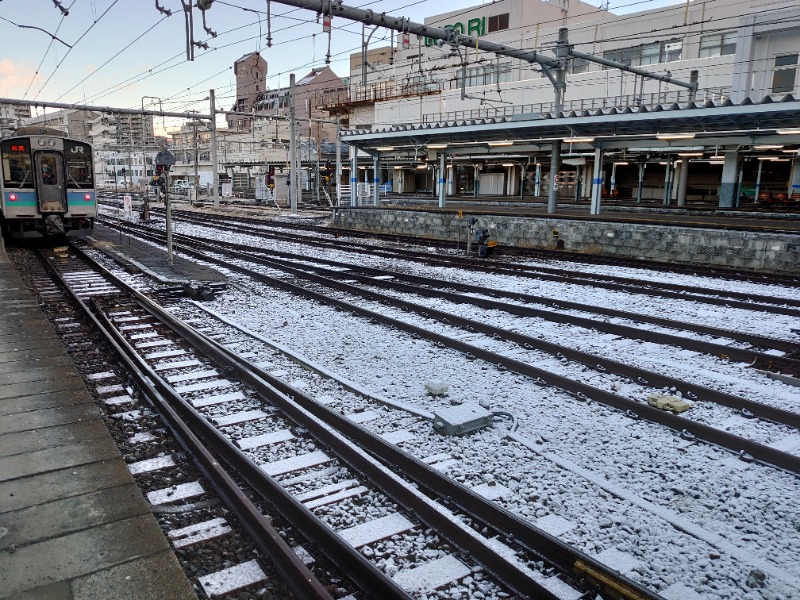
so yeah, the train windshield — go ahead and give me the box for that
[1,139,34,189]
[64,140,94,189]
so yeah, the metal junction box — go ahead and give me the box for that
[433,403,493,436]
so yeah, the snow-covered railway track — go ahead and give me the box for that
[22,244,659,599]
[116,227,800,475]
[82,223,800,598]
[119,207,800,315]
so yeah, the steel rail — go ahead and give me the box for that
[143,235,800,478]
[227,248,800,426]
[64,245,574,600]
[117,209,797,352]
[98,219,800,425]
[182,224,797,355]
[35,249,334,600]
[162,207,800,289]
[60,245,418,600]
[79,239,663,599]
[259,252,800,372]
[152,210,800,315]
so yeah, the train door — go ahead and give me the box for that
[35,152,67,212]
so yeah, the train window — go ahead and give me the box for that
[64,141,94,189]
[39,155,60,186]
[1,140,34,189]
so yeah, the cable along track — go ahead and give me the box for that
[39,243,662,600]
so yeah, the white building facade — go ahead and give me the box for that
[340,0,799,126]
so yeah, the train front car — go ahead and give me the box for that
[1,128,96,239]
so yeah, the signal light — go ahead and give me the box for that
[84,194,91,201]
[9,193,17,201]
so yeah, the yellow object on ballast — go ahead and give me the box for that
[487,241,497,247]
[647,393,694,413]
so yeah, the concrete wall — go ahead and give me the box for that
[332,208,799,274]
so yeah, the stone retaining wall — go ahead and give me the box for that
[332,208,799,274]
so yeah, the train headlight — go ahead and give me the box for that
[38,139,46,146]
[48,140,56,147]
[9,194,17,201]
[84,194,91,201]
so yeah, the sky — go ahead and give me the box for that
[0,0,681,132]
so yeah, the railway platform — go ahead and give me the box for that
[0,240,197,599]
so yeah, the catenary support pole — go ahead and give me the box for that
[350,145,358,206]
[210,89,220,209]
[289,74,298,215]
[335,116,342,205]
[548,141,560,214]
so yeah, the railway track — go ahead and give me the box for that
[102,199,799,290]
[9,244,664,599]
[75,221,800,598]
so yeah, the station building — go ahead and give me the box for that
[319,0,800,207]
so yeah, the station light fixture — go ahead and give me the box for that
[770,158,790,162]
[501,163,516,167]
[708,160,724,165]
[656,133,695,140]
[756,156,778,160]
[613,161,629,165]
[753,145,783,150]
[375,146,395,151]
[427,143,448,149]
[781,149,800,154]
[488,141,514,147]
[562,136,595,143]
[415,164,428,169]
[776,128,800,134]
[677,152,704,157]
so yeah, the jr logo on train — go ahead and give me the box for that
[1,126,96,239]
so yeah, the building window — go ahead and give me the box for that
[457,62,512,88]
[662,40,682,62]
[603,39,682,68]
[772,54,798,94]
[570,57,589,74]
[699,32,737,58]
[487,13,509,33]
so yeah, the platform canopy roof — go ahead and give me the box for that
[342,96,800,155]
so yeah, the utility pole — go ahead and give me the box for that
[548,28,569,214]
[335,116,342,206]
[192,120,199,193]
[289,73,298,214]
[127,114,134,192]
[210,89,219,209]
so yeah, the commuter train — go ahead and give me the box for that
[1,127,95,239]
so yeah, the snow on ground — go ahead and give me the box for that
[100,214,800,598]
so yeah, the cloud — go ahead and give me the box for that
[0,59,38,96]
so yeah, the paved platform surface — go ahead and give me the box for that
[0,241,197,600]
[87,222,227,285]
